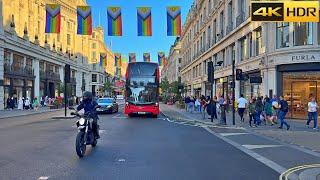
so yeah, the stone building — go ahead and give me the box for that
[180,0,320,119]
[0,0,115,109]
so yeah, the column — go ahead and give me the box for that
[75,70,82,97]
[234,41,240,99]
[33,59,40,99]
[85,72,90,92]
[59,66,64,83]
[262,67,277,97]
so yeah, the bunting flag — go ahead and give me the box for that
[115,53,122,67]
[45,4,61,33]
[100,54,107,67]
[158,52,166,66]
[167,6,182,36]
[137,7,152,36]
[77,6,92,35]
[143,53,151,62]
[108,7,123,36]
[129,53,136,63]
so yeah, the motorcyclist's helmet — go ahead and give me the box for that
[83,91,93,102]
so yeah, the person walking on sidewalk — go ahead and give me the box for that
[185,96,190,112]
[264,97,274,126]
[254,97,264,126]
[248,98,256,127]
[278,96,290,130]
[189,96,195,113]
[306,97,318,130]
[33,97,39,111]
[271,95,279,124]
[237,94,248,122]
[195,98,201,113]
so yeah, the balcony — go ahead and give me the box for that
[4,64,34,77]
[40,71,60,81]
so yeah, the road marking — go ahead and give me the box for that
[220,133,249,137]
[112,114,121,118]
[299,168,320,180]
[118,159,126,162]
[38,177,49,180]
[279,164,320,180]
[242,144,283,150]
[204,127,287,174]
[99,130,106,134]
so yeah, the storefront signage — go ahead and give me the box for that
[193,83,201,89]
[291,55,316,62]
[250,76,262,84]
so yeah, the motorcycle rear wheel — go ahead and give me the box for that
[76,131,86,158]
[92,138,97,147]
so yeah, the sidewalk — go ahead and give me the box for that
[160,103,320,152]
[0,107,62,119]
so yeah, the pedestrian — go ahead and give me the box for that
[189,96,195,113]
[254,97,264,126]
[206,97,217,120]
[237,94,248,122]
[17,97,23,110]
[202,96,210,119]
[195,97,201,112]
[10,97,15,110]
[33,97,39,111]
[25,98,30,110]
[248,98,256,127]
[264,97,274,126]
[185,96,190,112]
[278,96,290,130]
[271,95,279,124]
[6,97,11,110]
[306,97,318,130]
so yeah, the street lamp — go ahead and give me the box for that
[208,59,223,123]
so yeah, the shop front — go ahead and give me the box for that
[205,82,212,97]
[278,63,320,119]
[240,71,262,99]
[215,76,232,98]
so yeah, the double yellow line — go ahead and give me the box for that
[279,164,320,180]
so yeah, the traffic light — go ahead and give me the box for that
[236,69,243,81]
[65,64,71,83]
[208,61,214,83]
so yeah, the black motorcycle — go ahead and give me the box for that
[70,107,100,158]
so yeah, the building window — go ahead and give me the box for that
[67,34,71,45]
[294,22,313,46]
[12,54,23,71]
[249,33,253,57]
[220,11,224,37]
[213,19,216,44]
[276,22,289,48]
[239,37,248,61]
[93,32,96,38]
[255,27,262,55]
[57,34,61,42]
[92,51,96,61]
[92,74,97,82]
[67,22,71,30]
[178,58,182,63]
[92,43,96,49]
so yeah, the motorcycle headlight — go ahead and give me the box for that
[79,118,85,125]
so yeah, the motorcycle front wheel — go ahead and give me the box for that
[75,131,86,158]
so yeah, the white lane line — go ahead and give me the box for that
[299,168,320,180]
[243,144,283,150]
[204,127,287,174]
[112,114,121,118]
[38,177,49,180]
[220,133,249,137]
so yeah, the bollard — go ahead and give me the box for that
[220,104,227,125]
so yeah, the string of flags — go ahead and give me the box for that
[45,5,181,36]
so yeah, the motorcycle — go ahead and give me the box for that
[70,106,100,158]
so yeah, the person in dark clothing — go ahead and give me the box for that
[206,97,218,119]
[10,97,15,110]
[76,91,100,139]
[278,96,290,130]
[254,97,264,126]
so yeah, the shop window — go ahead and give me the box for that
[276,22,289,48]
[26,80,33,87]
[294,22,313,46]
[4,78,10,85]
[12,54,24,71]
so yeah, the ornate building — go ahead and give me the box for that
[180,0,320,119]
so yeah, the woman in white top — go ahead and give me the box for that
[17,97,23,110]
[307,97,318,129]
[25,98,31,110]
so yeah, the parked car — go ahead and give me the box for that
[116,95,124,100]
[96,98,119,114]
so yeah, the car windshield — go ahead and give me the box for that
[98,99,113,103]
[126,77,158,105]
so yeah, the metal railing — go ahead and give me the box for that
[4,64,34,77]
[40,71,60,80]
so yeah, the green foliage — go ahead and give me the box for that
[58,83,72,95]
[103,81,114,95]
[160,77,170,94]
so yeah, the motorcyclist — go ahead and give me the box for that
[76,91,100,139]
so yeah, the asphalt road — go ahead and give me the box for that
[0,106,279,180]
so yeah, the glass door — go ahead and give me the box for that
[289,81,317,119]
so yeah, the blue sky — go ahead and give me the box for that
[87,0,193,62]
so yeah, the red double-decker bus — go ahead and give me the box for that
[124,62,160,117]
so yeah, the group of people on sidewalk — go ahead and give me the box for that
[6,96,40,111]
[183,94,319,131]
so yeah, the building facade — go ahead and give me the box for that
[161,38,182,84]
[180,0,320,119]
[0,0,114,110]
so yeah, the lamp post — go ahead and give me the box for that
[232,59,235,125]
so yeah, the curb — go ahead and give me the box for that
[51,116,75,120]
[0,109,63,119]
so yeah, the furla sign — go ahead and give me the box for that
[291,55,317,62]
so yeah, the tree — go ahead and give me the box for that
[160,77,170,94]
[103,81,114,96]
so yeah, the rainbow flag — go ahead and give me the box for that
[129,53,136,63]
[137,7,152,36]
[100,54,107,67]
[143,53,151,62]
[77,6,92,35]
[108,7,122,36]
[115,53,122,67]
[167,6,182,36]
[158,52,166,66]
[45,4,61,33]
